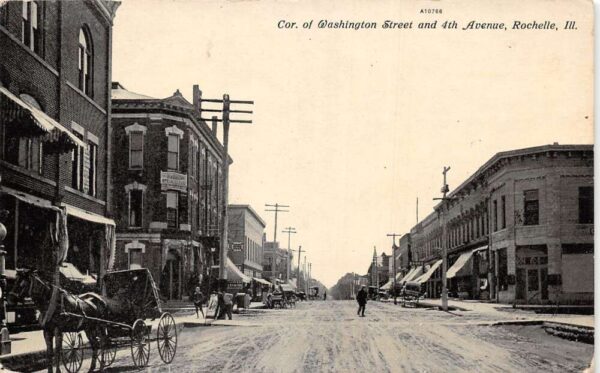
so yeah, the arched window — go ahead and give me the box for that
[78,27,92,96]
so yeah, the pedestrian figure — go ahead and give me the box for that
[192,286,204,319]
[216,290,225,319]
[323,291,327,301]
[223,291,233,320]
[357,285,368,317]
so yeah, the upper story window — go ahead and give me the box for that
[125,123,146,170]
[78,28,93,97]
[523,189,539,226]
[493,200,498,231]
[130,132,144,169]
[578,186,593,224]
[88,140,97,197]
[71,124,85,191]
[167,134,179,170]
[164,126,183,171]
[22,1,41,54]
[500,196,506,229]
[166,191,179,229]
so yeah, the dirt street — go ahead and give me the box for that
[98,301,593,372]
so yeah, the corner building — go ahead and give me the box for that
[408,144,593,305]
[111,83,229,301]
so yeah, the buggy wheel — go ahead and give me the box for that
[61,332,84,373]
[131,319,150,367]
[99,328,117,369]
[157,312,177,364]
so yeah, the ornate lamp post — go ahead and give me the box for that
[0,217,11,355]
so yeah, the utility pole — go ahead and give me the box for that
[433,166,453,312]
[308,262,312,294]
[387,233,401,305]
[265,203,289,244]
[282,227,296,281]
[293,245,306,288]
[303,257,307,296]
[200,93,254,282]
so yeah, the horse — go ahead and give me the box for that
[8,269,106,373]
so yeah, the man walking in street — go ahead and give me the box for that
[357,285,367,317]
[223,291,234,320]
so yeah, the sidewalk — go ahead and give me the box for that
[416,298,595,329]
[0,302,266,371]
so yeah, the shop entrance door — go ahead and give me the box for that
[515,246,548,304]
[162,251,182,300]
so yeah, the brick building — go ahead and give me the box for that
[407,144,593,305]
[227,204,270,298]
[228,204,266,278]
[0,1,119,279]
[262,240,292,283]
[111,83,229,300]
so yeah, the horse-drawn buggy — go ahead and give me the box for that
[9,268,177,372]
[401,281,424,307]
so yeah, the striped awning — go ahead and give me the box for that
[415,260,443,284]
[0,86,85,151]
[253,277,272,286]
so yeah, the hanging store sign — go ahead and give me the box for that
[160,171,187,192]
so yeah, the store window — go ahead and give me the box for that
[22,0,41,54]
[523,189,539,226]
[166,191,178,228]
[129,249,142,269]
[578,186,593,224]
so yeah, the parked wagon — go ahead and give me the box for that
[57,268,178,371]
[401,281,424,307]
[8,268,178,372]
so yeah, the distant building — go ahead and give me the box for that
[367,249,390,289]
[262,240,292,282]
[408,144,593,305]
[228,204,266,278]
[111,83,229,300]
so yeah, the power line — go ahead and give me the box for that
[282,227,297,281]
[265,203,289,244]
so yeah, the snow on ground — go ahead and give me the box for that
[90,301,594,372]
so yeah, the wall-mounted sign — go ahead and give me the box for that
[161,171,187,192]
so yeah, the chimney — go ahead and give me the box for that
[211,116,218,137]
[193,84,202,114]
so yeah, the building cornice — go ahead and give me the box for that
[112,101,231,164]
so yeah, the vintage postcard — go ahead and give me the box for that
[0,0,594,372]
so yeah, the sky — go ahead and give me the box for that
[111,0,593,287]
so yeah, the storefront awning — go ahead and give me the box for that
[415,260,443,284]
[225,257,252,283]
[63,204,115,226]
[0,86,86,150]
[253,277,271,286]
[1,186,60,211]
[401,266,423,283]
[380,280,392,290]
[447,246,487,279]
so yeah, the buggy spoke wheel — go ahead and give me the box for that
[61,332,84,373]
[99,327,117,369]
[157,312,177,364]
[130,319,150,367]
